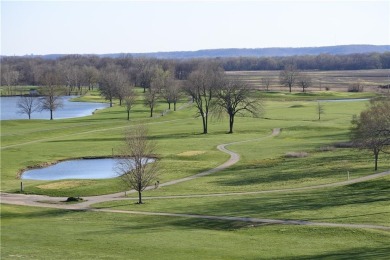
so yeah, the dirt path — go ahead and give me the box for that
[2,127,390,231]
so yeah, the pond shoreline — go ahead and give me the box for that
[17,156,117,179]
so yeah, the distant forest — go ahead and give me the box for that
[1,51,390,86]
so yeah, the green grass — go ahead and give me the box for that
[1,93,385,197]
[2,204,390,259]
[94,175,390,227]
[2,90,390,258]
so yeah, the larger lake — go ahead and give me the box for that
[1,96,109,120]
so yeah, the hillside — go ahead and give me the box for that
[14,44,390,60]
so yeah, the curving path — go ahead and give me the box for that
[2,128,390,231]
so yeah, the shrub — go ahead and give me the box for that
[348,83,364,92]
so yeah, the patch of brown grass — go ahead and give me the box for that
[177,151,206,157]
[37,180,96,190]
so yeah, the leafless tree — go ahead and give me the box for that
[351,99,390,170]
[123,85,136,120]
[17,95,40,119]
[83,65,99,91]
[317,101,324,120]
[134,58,155,93]
[1,64,20,95]
[185,63,224,134]
[216,78,262,133]
[162,80,182,111]
[115,125,159,204]
[99,64,127,107]
[39,69,64,120]
[144,83,159,117]
[279,64,299,92]
[297,74,312,93]
[261,77,271,91]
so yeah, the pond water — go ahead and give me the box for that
[22,158,129,180]
[0,96,109,120]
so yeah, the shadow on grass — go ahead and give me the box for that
[285,247,390,260]
[213,152,374,187]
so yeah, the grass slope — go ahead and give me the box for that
[2,204,389,260]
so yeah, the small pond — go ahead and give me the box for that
[1,96,109,120]
[21,158,138,180]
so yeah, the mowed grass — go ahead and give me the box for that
[94,175,390,227]
[2,204,390,260]
[2,90,390,259]
[1,92,387,197]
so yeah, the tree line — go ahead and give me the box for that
[6,56,261,134]
[2,52,390,89]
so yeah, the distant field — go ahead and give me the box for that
[227,69,390,92]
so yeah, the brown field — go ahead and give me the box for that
[226,69,390,92]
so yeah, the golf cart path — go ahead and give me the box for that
[2,128,390,231]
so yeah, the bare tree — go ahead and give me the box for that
[317,101,324,120]
[17,95,40,119]
[351,99,390,170]
[216,78,262,133]
[297,74,312,93]
[39,69,64,120]
[123,85,136,120]
[115,125,159,204]
[279,64,299,93]
[163,81,182,111]
[1,64,20,95]
[99,64,127,107]
[261,77,271,91]
[144,83,159,117]
[185,63,223,134]
[83,65,99,91]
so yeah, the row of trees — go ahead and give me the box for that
[99,61,262,134]
[10,56,261,133]
[221,52,390,71]
[279,65,313,93]
[2,52,390,89]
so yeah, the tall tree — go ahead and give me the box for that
[351,99,390,170]
[185,63,224,134]
[83,65,99,91]
[1,64,20,95]
[144,83,159,117]
[17,95,40,119]
[261,77,271,91]
[279,64,299,92]
[162,80,182,111]
[99,64,127,107]
[123,85,136,120]
[39,69,64,120]
[216,78,262,133]
[297,74,312,93]
[115,125,159,204]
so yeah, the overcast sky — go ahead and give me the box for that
[1,0,389,56]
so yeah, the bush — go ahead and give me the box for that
[348,84,364,92]
[66,196,83,202]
